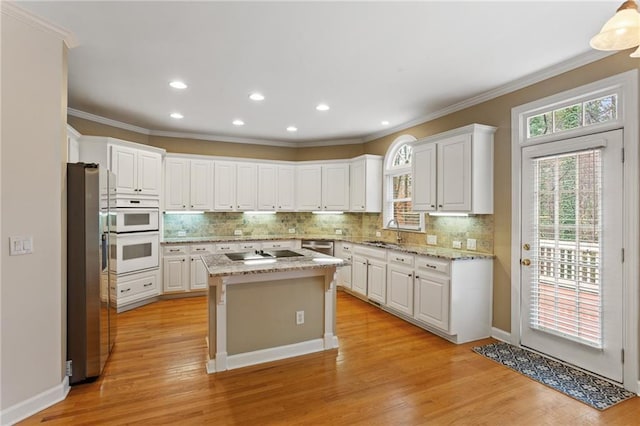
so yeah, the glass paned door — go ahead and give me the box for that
[520,130,623,382]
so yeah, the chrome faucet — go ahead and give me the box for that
[386,218,403,243]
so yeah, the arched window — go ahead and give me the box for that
[383,135,423,231]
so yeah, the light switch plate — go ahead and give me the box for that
[10,236,33,255]
[467,238,477,250]
[452,240,462,249]
[288,228,296,234]
[177,231,186,237]
[426,235,437,245]
[234,229,243,236]
[335,229,343,235]
[375,231,382,237]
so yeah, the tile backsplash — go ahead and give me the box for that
[163,212,493,253]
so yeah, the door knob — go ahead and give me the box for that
[521,259,531,266]
[523,243,531,251]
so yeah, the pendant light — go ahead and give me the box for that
[590,0,640,56]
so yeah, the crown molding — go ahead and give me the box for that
[68,108,152,135]
[149,130,299,148]
[362,49,615,142]
[1,1,78,48]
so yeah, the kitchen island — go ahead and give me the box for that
[204,248,345,373]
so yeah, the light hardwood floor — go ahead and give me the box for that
[20,291,640,425]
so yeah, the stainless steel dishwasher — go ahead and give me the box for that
[301,240,334,256]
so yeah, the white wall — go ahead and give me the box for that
[1,5,68,423]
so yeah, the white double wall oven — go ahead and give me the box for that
[111,202,160,275]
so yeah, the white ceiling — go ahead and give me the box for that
[17,1,617,145]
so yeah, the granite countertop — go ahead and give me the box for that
[165,235,494,261]
[203,248,346,277]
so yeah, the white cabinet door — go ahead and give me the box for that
[296,165,322,211]
[351,255,368,297]
[277,165,295,211]
[214,162,236,210]
[412,143,437,211]
[164,158,190,210]
[367,259,386,304]
[236,163,257,210]
[257,164,277,210]
[322,163,349,210]
[111,145,138,195]
[137,150,162,196]
[190,255,209,290]
[387,265,414,316]
[190,159,213,211]
[350,159,366,211]
[437,135,471,212]
[414,273,450,331]
[163,256,188,292]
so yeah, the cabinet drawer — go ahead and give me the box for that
[117,272,159,304]
[190,244,215,255]
[354,245,386,261]
[415,256,450,275]
[388,251,414,267]
[163,245,188,255]
[262,240,294,249]
[215,243,239,253]
[238,241,261,250]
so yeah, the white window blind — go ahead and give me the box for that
[530,148,603,348]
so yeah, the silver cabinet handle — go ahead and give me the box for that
[169,249,180,252]
[120,288,131,293]
[143,282,153,288]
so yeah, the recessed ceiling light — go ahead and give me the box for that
[170,112,184,119]
[286,126,298,132]
[233,119,245,126]
[249,92,265,101]
[316,103,330,111]
[169,81,187,89]
[381,120,390,126]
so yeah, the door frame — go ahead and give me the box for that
[510,70,639,392]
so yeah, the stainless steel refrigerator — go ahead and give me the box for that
[67,163,116,384]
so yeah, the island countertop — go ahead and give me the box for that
[203,248,346,278]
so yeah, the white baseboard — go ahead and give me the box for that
[491,327,511,343]
[1,376,69,426]
[207,338,331,373]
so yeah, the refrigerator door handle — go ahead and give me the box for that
[101,233,108,272]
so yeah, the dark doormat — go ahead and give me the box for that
[472,342,636,410]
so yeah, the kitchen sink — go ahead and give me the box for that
[225,249,303,261]
[364,240,402,249]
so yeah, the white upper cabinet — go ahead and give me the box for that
[214,161,257,211]
[276,165,296,211]
[164,157,213,211]
[110,145,162,197]
[236,162,257,211]
[296,165,323,211]
[296,163,350,211]
[214,161,237,211]
[164,157,190,210]
[412,143,437,211]
[350,155,382,212]
[412,124,495,214]
[322,163,350,211]
[257,164,277,210]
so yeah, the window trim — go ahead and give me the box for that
[383,134,424,232]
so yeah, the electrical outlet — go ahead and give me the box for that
[288,228,296,234]
[467,238,477,250]
[452,240,462,249]
[335,229,343,235]
[375,231,382,237]
[296,310,305,325]
[426,235,437,245]
[234,229,243,236]
[177,230,186,237]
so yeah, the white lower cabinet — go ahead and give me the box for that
[351,255,368,297]
[335,242,352,290]
[116,269,160,309]
[414,272,449,331]
[367,259,386,304]
[163,244,214,293]
[386,252,415,316]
